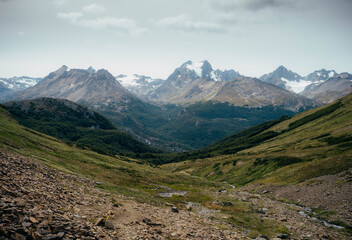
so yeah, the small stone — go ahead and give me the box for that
[259,235,269,240]
[29,217,38,223]
[96,218,105,226]
[277,234,290,239]
[22,222,31,228]
[113,203,119,207]
[220,201,233,206]
[105,220,114,229]
[57,232,65,238]
[39,220,49,228]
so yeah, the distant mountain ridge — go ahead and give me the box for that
[260,65,351,103]
[301,72,352,103]
[16,65,133,107]
[116,74,164,99]
[147,61,317,111]
[0,76,42,91]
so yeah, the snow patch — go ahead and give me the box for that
[116,74,139,87]
[328,71,335,78]
[185,61,203,77]
[281,77,313,93]
[210,71,221,81]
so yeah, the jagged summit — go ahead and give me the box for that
[87,66,96,74]
[180,60,213,78]
[15,66,133,107]
[306,69,337,82]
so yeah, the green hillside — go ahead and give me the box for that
[163,93,352,186]
[95,99,296,151]
[4,98,162,157]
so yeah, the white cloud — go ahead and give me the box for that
[156,14,226,33]
[57,12,146,36]
[57,12,83,22]
[82,4,105,14]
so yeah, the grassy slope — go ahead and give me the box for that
[0,104,217,201]
[0,105,294,237]
[4,98,162,157]
[163,93,352,187]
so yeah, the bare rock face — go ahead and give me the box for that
[259,66,351,103]
[213,76,319,112]
[148,60,240,104]
[301,73,352,103]
[16,66,135,111]
[116,74,164,99]
[260,65,303,90]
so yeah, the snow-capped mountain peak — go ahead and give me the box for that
[0,76,42,91]
[179,60,238,82]
[183,60,204,77]
[116,74,164,98]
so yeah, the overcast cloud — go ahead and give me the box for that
[0,0,351,79]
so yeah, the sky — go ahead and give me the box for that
[1,0,352,79]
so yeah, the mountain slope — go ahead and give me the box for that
[4,98,161,156]
[162,93,352,232]
[260,66,338,94]
[260,65,303,91]
[165,93,352,181]
[0,76,42,91]
[149,60,240,104]
[213,76,317,111]
[149,61,317,111]
[116,74,164,99]
[0,82,13,102]
[13,66,192,151]
[16,66,132,105]
[301,72,352,103]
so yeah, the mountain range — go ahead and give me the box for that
[0,76,42,102]
[259,66,352,104]
[3,61,351,150]
[10,63,316,150]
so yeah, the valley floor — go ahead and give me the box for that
[0,151,350,239]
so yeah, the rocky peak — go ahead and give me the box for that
[201,60,213,78]
[95,69,114,80]
[180,60,214,78]
[87,66,96,74]
[305,69,337,82]
[272,65,302,81]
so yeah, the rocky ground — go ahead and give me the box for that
[0,150,350,239]
[0,151,245,239]
[244,168,352,228]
